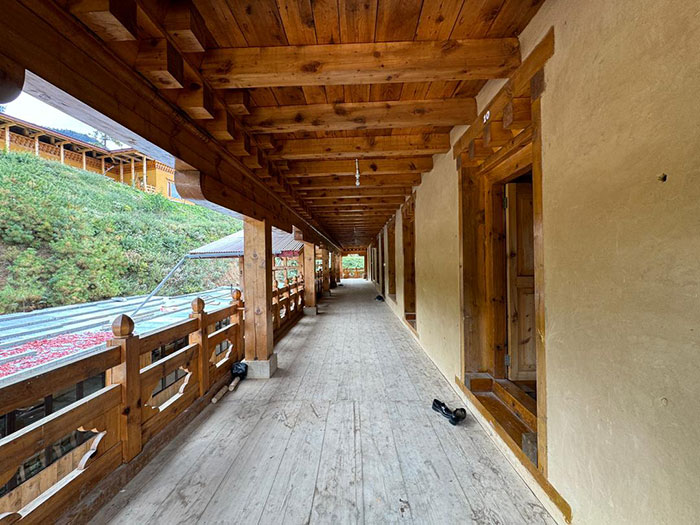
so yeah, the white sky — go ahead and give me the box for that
[2,93,124,150]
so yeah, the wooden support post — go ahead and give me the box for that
[0,52,25,104]
[108,314,142,462]
[130,158,135,187]
[119,162,124,183]
[3,125,10,152]
[142,155,147,189]
[59,143,64,164]
[322,248,330,293]
[363,252,368,279]
[34,136,39,156]
[82,151,87,170]
[302,241,317,307]
[329,252,337,287]
[189,297,210,397]
[232,289,245,361]
[101,157,105,174]
[243,217,273,362]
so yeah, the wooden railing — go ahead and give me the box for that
[342,268,364,278]
[272,277,305,337]
[0,284,305,522]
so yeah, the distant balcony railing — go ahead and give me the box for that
[342,268,364,278]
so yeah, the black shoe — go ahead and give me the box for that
[432,399,467,426]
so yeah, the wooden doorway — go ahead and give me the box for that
[505,179,536,382]
[402,194,416,328]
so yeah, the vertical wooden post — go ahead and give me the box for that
[532,95,548,477]
[82,151,86,170]
[34,136,39,156]
[59,143,64,164]
[108,314,142,462]
[131,158,135,187]
[142,155,148,189]
[4,126,10,152]
[101,157,105,174]
[119,162,124,183]
[336,252,342,283]
[302,242,317,307]
[232,289,245,361]
[243,216,273,361]
[322,248,330,293]
[189,297,210,396]
[363,251,368,279]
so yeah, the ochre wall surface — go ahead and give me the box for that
[517,1,700,523]
[381,127,464,383]
[412,139,463,381]
[379,2,700,523]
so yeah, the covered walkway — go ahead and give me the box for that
[92,280,553,524]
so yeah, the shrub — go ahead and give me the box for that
[0,152,241,313]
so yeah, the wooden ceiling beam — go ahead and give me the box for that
[308,205,399,212]
[324,218,391,222]
[308,197,405,206]
[453,29,554,158]
[503,98,532,130]
[269,135,450,160]
[163,0,209,53]
[468,139,495,161]
[222,90,251,115]
[201,39,520,88]
[292,173,421,189]
[298,187,412,199]
[285,158,433,177]
[242,99,477,133]
[69,0,137,42]
[176,82,215,120]
[135,38,184,89]
[483,121,514,147]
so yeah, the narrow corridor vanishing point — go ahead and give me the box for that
[92,280,554,524]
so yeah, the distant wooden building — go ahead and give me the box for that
[0,113,185,203]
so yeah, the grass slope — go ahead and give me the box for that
[0,152,241,313]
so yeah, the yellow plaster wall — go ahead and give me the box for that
[412,144,463,380]
[517,1,700,523]
[381,2,700,522]
[383,126,467,382]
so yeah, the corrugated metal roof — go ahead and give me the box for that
[188,228,303,259]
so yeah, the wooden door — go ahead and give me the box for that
[506,183,536,381]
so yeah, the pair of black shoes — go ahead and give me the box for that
[432,399,467,426]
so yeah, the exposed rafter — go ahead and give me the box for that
[200,39,521,88]
[242,99,476,133]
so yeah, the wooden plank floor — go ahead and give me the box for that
[91,279,555,525]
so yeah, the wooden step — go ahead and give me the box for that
[493,379,537,431]
[474,392,531,445]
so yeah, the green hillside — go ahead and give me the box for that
[0,152,241,314]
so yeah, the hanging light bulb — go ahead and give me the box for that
[355,158,360,187]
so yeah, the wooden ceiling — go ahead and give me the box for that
[62,0,544,247]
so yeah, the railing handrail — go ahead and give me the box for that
[0,283,310,521]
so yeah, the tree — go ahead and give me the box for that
[89,130,124,149]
